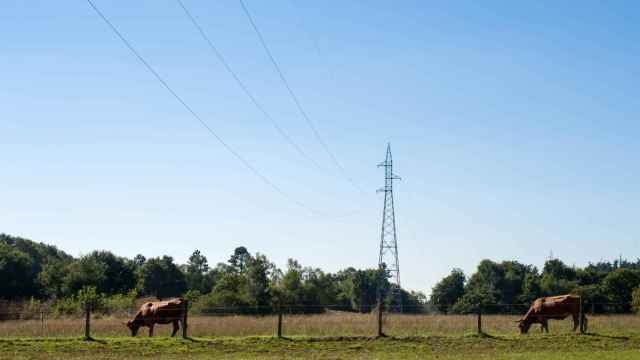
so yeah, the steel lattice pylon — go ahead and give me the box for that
[377,143,402,312]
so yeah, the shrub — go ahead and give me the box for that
[102,289,138,316]
[52,297,82,317]
[631,287,640,313]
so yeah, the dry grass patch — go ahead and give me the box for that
[1,313,639,338]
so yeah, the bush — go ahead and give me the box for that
[77,286,104,312]
[102,289,138,316]
[632,287,640,313]
[52,297,82,317]
[451,287,497,314]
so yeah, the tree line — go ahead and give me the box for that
[430,258,640,314]
[4,233,639,315]
[0,234,424,314]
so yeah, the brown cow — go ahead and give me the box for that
[517,294,586,334]
[126,298,185,337]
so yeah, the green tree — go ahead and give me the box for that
[245,254,273,309]
[520,272,542,303]
[38,260,67,298]
[399,289,426,313]
[0,243,36,299]
[185,250,210,294]
[228,247,251,273]
[500,261,534,304]
[61,256,107,296]
[543,259,577,280]
[85,251,136,295]
[631,287,640,313]
[137,256,187,299]
[281,259,304,306]
[451,285,497,314]
[577,267,604,286]
[573,284,606,312]
[77,285,103,312]
[208,272,250,309]
[601,268,640,305]
[352,268,388,313]
[430,269,465,314]
[133,254,146,268]
[540,259,577,296]
[0,234,73,299]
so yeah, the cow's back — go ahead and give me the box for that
[150,298,184,323]
[135,298,184,324]
[533,295,579,317]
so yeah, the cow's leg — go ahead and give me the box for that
[171,320,180,337]
[148,324,154,337]
[572,313,579,332]
[542,319,549,334]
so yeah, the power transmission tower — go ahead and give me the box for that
[377,143,402,312]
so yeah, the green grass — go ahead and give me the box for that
[1,333,639,359]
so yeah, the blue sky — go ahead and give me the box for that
[2,1,639,294]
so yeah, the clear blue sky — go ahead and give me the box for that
[2,1,639,294]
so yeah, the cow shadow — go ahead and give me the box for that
[475,332,515,341]
[181,336,203,343]
[83,336,107,344]
[582,332,630,341]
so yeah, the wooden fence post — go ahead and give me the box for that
[277,304,283,338]
[40,311,45,337]
[579,297,585,334]
[477,306,482,335]
[84,303,91,340]
[182,300,189,339]
[377,298,383,337]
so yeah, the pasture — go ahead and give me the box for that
[1,313,640,338]
[1,334,640,359]
[1,313,640,359]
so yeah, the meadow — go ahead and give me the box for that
[1,313,640,359]
[1,334,640,360]
[1,313,640,338]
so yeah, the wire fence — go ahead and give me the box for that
[0,301,638,339]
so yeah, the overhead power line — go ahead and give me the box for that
[85,0,317,215]
[175,0,324,172]
[288,0,336,81]
[238,0,365,194]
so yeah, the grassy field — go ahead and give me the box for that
[2,313,640,359]
[2,313,640,338]
[1,334,640,359]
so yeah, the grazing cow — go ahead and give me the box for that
[517,294,585,334]
[126,298,185,337]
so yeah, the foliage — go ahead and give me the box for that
[601,269,640,305]
[430,268,465,313]
[102,289,138,315]
[450,285,497,314]
[632,287,640,313]
[86,251,136,295]
[0,242,37,298]
[184,250,210,294]
[51,296,82,316]
[77,286,104,311]
[137,256,187,300]
[61,255,108,296]
[399,289,427,313]
[0,234,72,299]
[4,232,640,316]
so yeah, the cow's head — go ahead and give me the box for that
[516,319,532,334]
[125,320,140,337]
